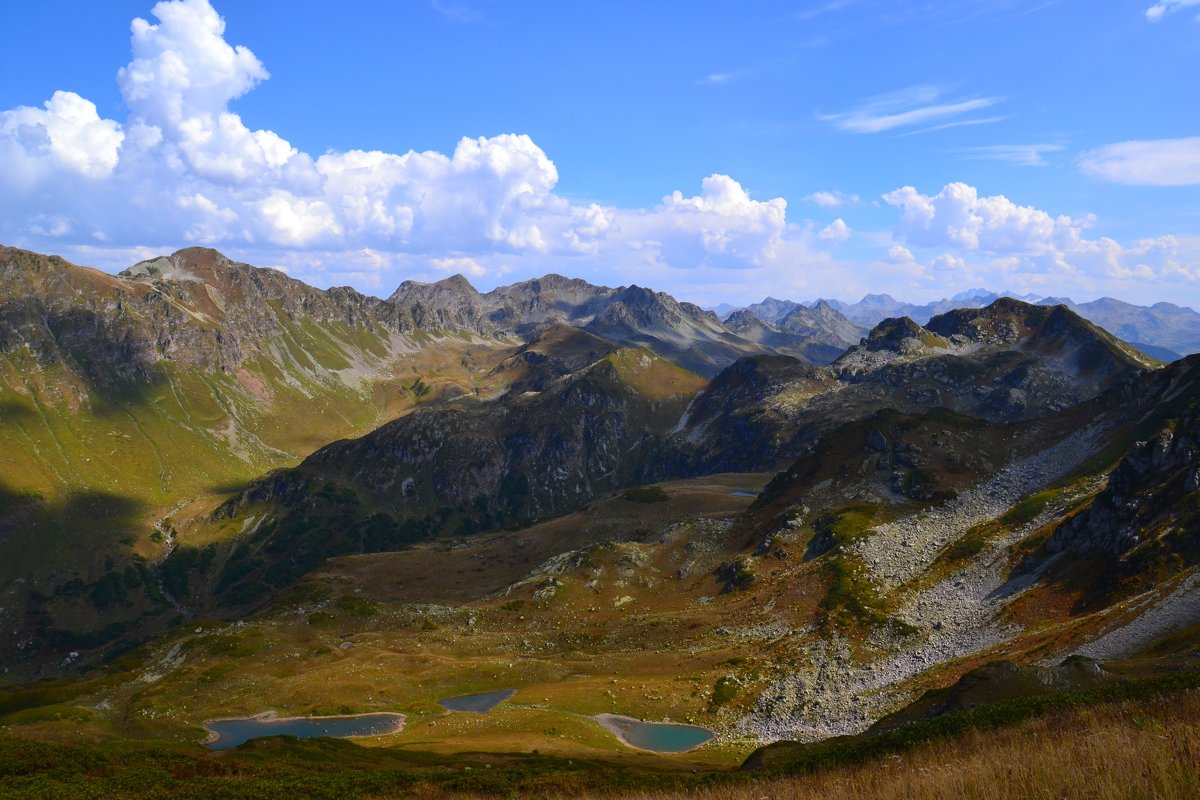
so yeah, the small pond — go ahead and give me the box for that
[437,689,516,713]
[596,714,714,753]
[204,712,405,750]
[730,490,758,498]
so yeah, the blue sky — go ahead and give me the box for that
[1,0,1198,307]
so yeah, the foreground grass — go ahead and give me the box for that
[594,690,1200,800]
[3,679,1199,798]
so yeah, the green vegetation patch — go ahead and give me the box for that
[1000,487,1064,528]
[623,485,669,503]
[811,504,904,630]
[711,676,739,707]
[1,704,94,727]
[334,596,378,617]
[822,550,890,628]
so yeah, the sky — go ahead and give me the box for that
[1,0,1198,308]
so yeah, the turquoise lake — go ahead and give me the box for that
[437,689,516,713]
[204,712,404,750]
[600,715,714,753]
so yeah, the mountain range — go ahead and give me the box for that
[715,288,1200,362]
[2,244,1200,797]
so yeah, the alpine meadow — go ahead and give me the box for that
[2,1,1200,798]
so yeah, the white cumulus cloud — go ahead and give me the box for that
[0,0,815,290]
[883,182,1195,284]
[119,0,268,125]
[0,91,124,181]
[643,174,789,268]
[1,0,1197,309]
[818,218,852,243]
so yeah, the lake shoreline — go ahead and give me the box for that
[201,710,406,747]
[593,713,714,754]
[437,688,517,713]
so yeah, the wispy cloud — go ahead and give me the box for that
[818,85,1002,134]
[954,143,1065,166]
[1145,0,1200,21]
[696,69,755,87]
[792,0,858,22]
[430,0,485,24]
[899,115,1007,136]
[804,190,860,207]
[1078,137,1200,186]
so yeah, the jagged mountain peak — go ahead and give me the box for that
[857,315,943,354]
[121,247,279,289]
[389,272,481,300]
[613,283,665,306]
[433,273,479,293]
[744,296,802,324]
[725,308,772,330]
[925,298,1155,370]
[778,301,866,347]
[950,287,995,302]
[499,273,603,295]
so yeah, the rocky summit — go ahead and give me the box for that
[3,245,1200,798]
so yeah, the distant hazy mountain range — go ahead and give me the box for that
[713,289,1200,361]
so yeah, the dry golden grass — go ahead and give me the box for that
[565,692,1200,800]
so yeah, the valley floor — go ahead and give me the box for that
[2,684,1197,799]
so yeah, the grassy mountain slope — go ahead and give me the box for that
[0,246,522,678]
[164,336,706,613]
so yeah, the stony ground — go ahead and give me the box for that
[739,428,1108,743]
[1076,572,1200,661]
[856,424,1100,590]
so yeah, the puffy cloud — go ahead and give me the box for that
[0,0,810,286]
[1078,137,1200,186]
[312,134,563,252]
[1145,0,1200,21]
[118,0,268,125]
[0,91,124,181]
[884,182,1073,254]
[647,174,789,267]
[883,182,1195,284]
[258,191,342,246]
[818,218,852,243]
[2,0,1195,309]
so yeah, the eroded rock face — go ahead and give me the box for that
[665,300,1158,476]
[197,348,707,608]
[1049,410,1200,557]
